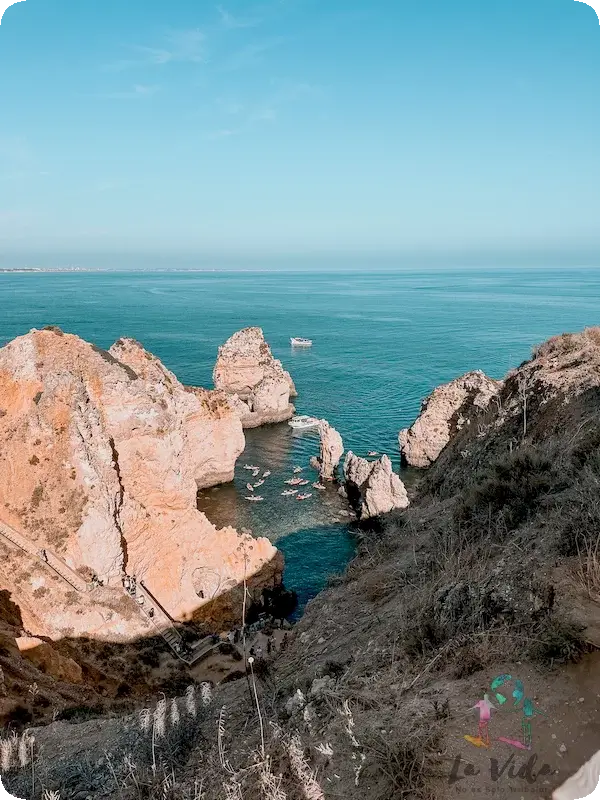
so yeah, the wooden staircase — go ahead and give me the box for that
[130,580,218,665]
[0,519,89,593]
[0,518,225,667]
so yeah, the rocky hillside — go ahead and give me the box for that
[3,328,600,800]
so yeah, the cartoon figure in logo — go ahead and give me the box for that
[464,675,547,751]
[465,692,497,748]
[498,696,546,751]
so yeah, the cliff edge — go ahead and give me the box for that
[0,328,282,643]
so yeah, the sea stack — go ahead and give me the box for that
[0,328,282,641]
[311,419,344,480]
[343,452,409,519]
[213,327,297,428]
[399,370,502,468]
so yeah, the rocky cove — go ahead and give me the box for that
[1,322,599,800]
[0,324,410,718]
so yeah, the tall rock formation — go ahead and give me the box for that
[399,370,501,468]
[213,327,297,428]
[110,337,244,488]
[343,452,409,519]
[0,328,282,641]
[311,420,344,480]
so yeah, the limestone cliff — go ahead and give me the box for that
[311,420,344,480]
[343,452,409,518]
[399,369,501,467]
[0,328,282,642]
[213,327,296,427]
[110,337,245,487]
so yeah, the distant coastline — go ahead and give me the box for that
[0,267,221,273]
[0,267,96,273]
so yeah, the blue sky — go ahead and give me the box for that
[0,0,599,268]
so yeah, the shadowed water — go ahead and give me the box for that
[2,267,599,609]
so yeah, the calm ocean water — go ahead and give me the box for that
[1,268,599,610]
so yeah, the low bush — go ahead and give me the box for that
[454,449,561,532]
[55,704,105,723]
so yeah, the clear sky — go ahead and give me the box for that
[0,0,599,268]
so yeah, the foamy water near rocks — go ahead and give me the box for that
[213,327,296,427]
[310,420,344,480]
[399,369,502,467]
[0,328,282,641]
[343,452,409,519]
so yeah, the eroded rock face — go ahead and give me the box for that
[343,452,409,519]
[399,370,501,468]
[0,328,282,641]
[213,328,296,427]
[110,337,246,488]
[312,420,344,480]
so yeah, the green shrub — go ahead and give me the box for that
[455,450,560,532]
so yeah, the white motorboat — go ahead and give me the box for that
[290,337,313,347]
[288,415,320,430]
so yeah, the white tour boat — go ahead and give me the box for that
[290,337,313,347]
[288,415,320,430]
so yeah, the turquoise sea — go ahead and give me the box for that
[1,268,600,610]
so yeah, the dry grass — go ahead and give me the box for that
[531,327,600,359]
[532,332,582,359]
[575,532,600,602]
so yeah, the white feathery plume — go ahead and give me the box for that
[18,731,32,768]
[259,757,288,800]
[185,685,197,717]
[154,697,167,739]
[139,707,151,733]
[200,682,212,707]
[1,738,12,772]
[170,698,180,728]
[287,736,325,800]
[218,706,233,774]
[341,700,366,786]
